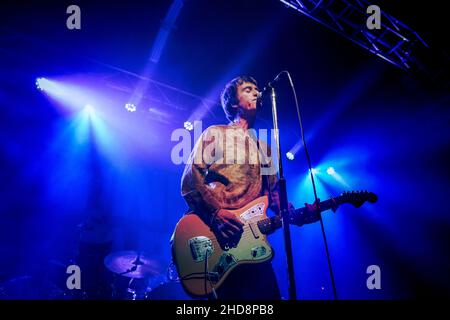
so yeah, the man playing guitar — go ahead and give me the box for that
[177,76,320,300]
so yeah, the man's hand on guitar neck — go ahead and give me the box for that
[291,199,321,226]
[268,190,296,215]
[269,191,322,226]
[211,209,244,249]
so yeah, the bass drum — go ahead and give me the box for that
[145,281,192,300]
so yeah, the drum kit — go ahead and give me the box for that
[0,250,188,300]
[76,216,190,300]
[103,250,190,300]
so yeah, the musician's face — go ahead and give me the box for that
[235,82,259,112]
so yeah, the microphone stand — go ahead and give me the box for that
[269,85,297,300]
[264,71,338,300]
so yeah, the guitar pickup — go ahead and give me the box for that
[188,236,213,263]
[248,223,259,239]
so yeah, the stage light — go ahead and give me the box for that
[36,78,48,91]
[125,103,136,112]
[84,104,94,115]
[184,121,193,131]
[286,151,294,160]
[327,167,335,175]
[310,168,318,175]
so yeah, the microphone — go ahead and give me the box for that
[257,71,284,100]
[256,91,265,100]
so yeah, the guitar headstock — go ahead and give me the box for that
[340,190,378,208]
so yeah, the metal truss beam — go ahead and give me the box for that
[0,27,221,122]
[278,0,429,72]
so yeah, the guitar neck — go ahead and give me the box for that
[256,198,339,235]
[294,198,339,218]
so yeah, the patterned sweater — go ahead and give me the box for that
[181,124,279,225]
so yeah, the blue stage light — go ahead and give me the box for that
[184,121,193,131]
[327,167,335,175]
[84,104,94,115]
[36,78,47,91]
[125,103,137,112]
[286,151,294,160]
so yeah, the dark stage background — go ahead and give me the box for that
[0,0,449,299]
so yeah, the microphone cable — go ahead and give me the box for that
[278,70,339,300]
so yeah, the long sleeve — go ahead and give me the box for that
[181,126,222,225]
[180,125,266,224]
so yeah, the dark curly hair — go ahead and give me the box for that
[220,76,258,122]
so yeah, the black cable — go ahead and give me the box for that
[204,254,208,296]
[283,70,339,300]
[204,248,217,300]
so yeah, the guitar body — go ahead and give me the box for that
[172,190,377,298]
[172,196,273,297]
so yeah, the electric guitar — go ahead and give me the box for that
[172,190,378,297]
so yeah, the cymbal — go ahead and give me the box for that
[104,251,162,279]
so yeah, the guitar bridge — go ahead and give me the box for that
[188,236,213,262]
[213,253,237,277]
